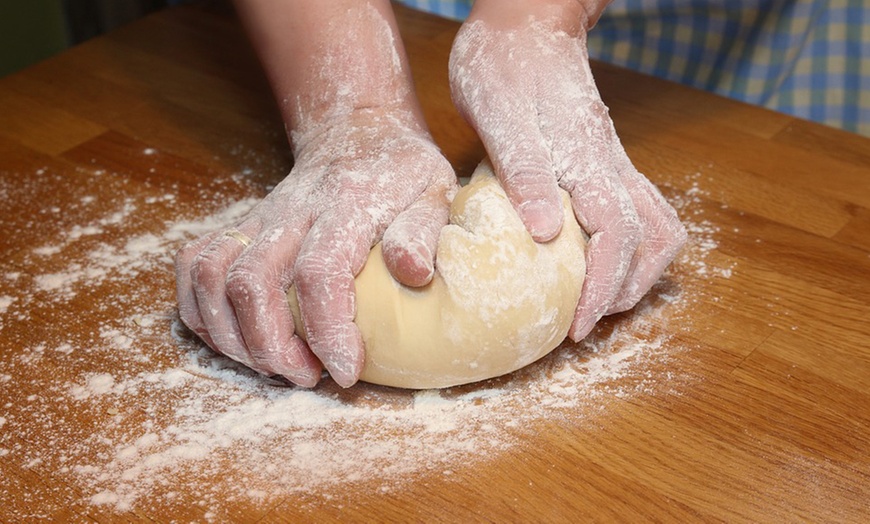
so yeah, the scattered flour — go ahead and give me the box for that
[0,296,13,314]
[0,159,731,521]
[69,373,119,400]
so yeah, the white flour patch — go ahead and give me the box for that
[0,158,730,521]
[33,245,63,256]
[0,296,13,314]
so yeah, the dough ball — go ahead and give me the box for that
[288,160,586,389]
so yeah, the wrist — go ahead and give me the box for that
[467,0,611,34]
[289,103,432,162]
[287,69,423,149]
[233,0,426,149]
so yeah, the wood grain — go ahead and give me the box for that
[0,2,868,522]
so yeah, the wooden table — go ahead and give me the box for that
[1,3,868,522]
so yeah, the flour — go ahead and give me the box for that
[32,245,63,256]
[69,373,119,400]
[0,156,730,521]
[0,295,13,314]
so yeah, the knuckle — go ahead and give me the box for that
[177,304,203,333]
[500,160,552,185]
[645,212,688,260]
[657,221,689,261]
[588,99,610,120]
[618,211,643,249]
[662,218,688,247]
[295,251,332,277]
[295,233,361,277]
[224,264,263,304]
[174,241,199,266]
[293,252,343,291]
[189,250,228,287]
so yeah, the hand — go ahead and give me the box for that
[449,2,687,341]
[176,0,456,388]
[176,107,457,387]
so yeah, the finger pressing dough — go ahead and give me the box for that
[288,160,586,389]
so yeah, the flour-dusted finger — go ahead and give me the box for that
[189,223,261,371]
[565,173,642,341]
[175,230,222,349]
[450,21,564,242]
[293,207,379,388]
[607,154,687,314]
[382,168,456,287]
[487,119,564,243]
[226,222,322,387]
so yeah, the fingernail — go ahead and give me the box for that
[414,243,435,282]
[519,199,562,241]
[570,321,592,342]
[268,341,322,388]
[328,367,358,389]
[285,368,320,388]
[570,313,602,342]
[322,355,361,389]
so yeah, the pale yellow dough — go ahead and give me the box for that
[288,160,586,389]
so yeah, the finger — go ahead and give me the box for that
[489,123,564,242]
[175,231,221,348]
[189,222,261,371]
[566,173,642,341]
[607,156,688,314]
[225,222,323,387]
[451,67,563,241]
[293,209,375,388]
[382,176,455,287]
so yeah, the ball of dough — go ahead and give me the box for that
[287,160,586,389]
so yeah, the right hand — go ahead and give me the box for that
[175,106,457,388]
[449,1,687,342]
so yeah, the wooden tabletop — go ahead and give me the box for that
[1,3,868,522]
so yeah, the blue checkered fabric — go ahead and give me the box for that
[398,0,472,20]
[396,0,870,136]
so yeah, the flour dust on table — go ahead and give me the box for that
[0,153,733,521]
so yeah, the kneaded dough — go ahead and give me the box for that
[288,160,586,389]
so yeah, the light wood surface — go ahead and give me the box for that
[1,3,868,522]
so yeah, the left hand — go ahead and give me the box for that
[175,107,456,388]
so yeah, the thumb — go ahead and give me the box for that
[382,177,454,287]
[449,20,562,242]
[483,118,563,242]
